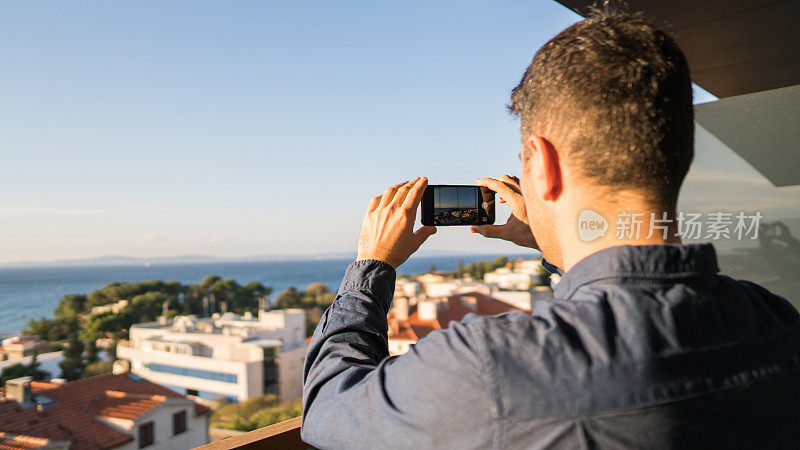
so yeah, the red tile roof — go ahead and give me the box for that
[387,314,418,341]
[436,292,529,327]
[388,292,527,343]
[89,391,167,420]
[0,373,209,450]
[0,392,131,450]
[0,433,59,450]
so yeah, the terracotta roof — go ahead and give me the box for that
[388,292,527,343]
[0,393,131,450]
[436,292,529,328]
[387,313,418,341]
[0,432,59,450]
[405,311,441,340]
[0,373,210,450]
[28,373,209,417]
[89,391,167,420]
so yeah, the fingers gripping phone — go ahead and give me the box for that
[421,185,495,226]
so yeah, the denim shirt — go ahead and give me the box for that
[301,244,800,449]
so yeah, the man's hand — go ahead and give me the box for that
[357,177,437,269]
[471,175,537,249]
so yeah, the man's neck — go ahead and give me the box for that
[559,202,682,272]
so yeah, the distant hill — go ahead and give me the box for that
[0,249,539,268]
[0,253,348,268]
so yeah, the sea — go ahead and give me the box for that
[0,254,528,334]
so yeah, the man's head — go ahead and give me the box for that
[511,12,694,266]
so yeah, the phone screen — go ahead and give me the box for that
[421,185,495,226]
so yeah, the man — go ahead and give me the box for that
[302,12,800,449]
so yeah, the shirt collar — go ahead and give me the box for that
[551,243,720,300]
[541,258,565,277]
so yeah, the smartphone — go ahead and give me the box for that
[421,185,495,226]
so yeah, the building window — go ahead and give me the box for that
[263,347,279,396]
[139,421,154,448]
[146,363,238,383]
[172,410,187,435]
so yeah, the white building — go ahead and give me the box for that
[117,308,307,402]
[416,278,492,298]
[513,259,546,275]
[484,267,537,290]
[492,286,554,311]
[0,350,62,378]
[0,335,52,361]
[395,278,423,297]
[483,260,547,291]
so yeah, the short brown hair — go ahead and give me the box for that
[510,12,693,209]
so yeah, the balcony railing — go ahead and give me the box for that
[198,417,307,450]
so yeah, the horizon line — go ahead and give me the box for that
[0,250,542,269]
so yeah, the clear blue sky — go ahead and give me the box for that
[0,1,716,263]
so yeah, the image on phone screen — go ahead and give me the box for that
[421,185,495,226]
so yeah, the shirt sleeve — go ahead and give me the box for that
[301,259,494,449]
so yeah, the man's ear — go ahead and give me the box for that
[526,135,562,202]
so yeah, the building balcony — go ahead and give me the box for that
[199,417,307,449]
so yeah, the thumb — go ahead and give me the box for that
[471,225,505,239]
[413,226,437,247]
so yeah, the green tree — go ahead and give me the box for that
[210,395,302,431]
[24,317,76,342]
[107,339,119,362]
[201,275,222,290]
[305,283,329,299]
[240,281,272,312]
[26,353,50,381]
[81,311,127,343]
[85,280,180,309]
[455,257,511,281]
[83,360,114,378]
[129,291,170,323]
[23,275,287,357]
[248,399,303,429]
[242,281,271,298]
[300,284,333,309]
[305,315,318,337]
[85,340,100,364]
[0,353,49,384]
[318,292,335,308]
[0,364,28,385]
[275,287,303,309]
[183,284,207,315]
[59,334,86,381]
[54,294,87,321]
[210,278,239,303]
